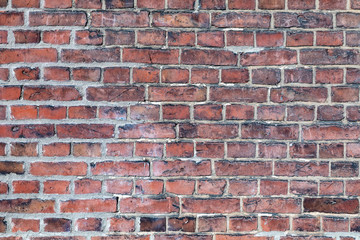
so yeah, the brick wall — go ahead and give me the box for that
[0,0,360,239]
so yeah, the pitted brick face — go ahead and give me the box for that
[1,0,360,239]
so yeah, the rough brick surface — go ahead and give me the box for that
[0,0,359,239]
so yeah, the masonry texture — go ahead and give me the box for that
[1,0,360,239]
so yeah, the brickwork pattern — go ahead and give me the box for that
[1,0,360,239]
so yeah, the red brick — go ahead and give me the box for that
[92,161,149,176]
[44,218,71,232]
[0,12,23,26]
[106,179,133,194]
[138,0,164,8]
[285,68,313,84]
[137,30,165,46]
[105,0,134,8]
[198,179,226,195]
[228,0,255,9]
[318,105,344,121]
[136,180,163,195]
[44,67,70,81]
[161,68,189,83]
[275,12,332,28]
[227,142,255,158]
[181,49,237,66]
[14,31,40,43]
[288,0,315,9]
[106,143,133,157]
[256,31,284,47]
[332,162,358,177]
[120,197,179,213]
[10,142,37,157]
[290,143,317,158]
[275,161,329,177]
[216,161,272,176]
[301,49,360,65]
[229,179,258,196]
[166,142,193,158]
[103,67,130,83]
[196,142,224,158]
[168,31,195,46]
[119,123,175,139]
[304,198,359,214]
[292,216,320,232]
[123,48,178,64]
[316,68,343,84]
[182,198,239,213]
[320,181,344,196]
[198,31,224,47]
[253,68,281,85]
[12,219,40,232]
[221,68,249,83]
[135,142,163,157]
[12,0,38,7]
[166,180,195,195]
[323,217,349,232]
[227,31,254,46]
[168,0,195,9]
[163,105,190,120]
[76,218,101,232]
[320,0,346,9]
[226,105,254,120]
[29,12,86,26]
[44,180,70,194]
[43,30,70,44]
[109,217,135,232]
[153,13,209,28]
[303,125,360,140]
[347,32,360,46]
[229,216,257,232]
[261,216,289,231]
[44,0,72,8]
[194,104,222,120]
[60,199,117,213]
[0,68,9,81]
[68,106,97,119]
[317,31,344,46]
[105,30,134,45]
[169,217,195,232]
[290,181,318,196]
[244,198,301,214]
[11,105,37,120]
[180,123,238,139]
[241,49,297,66]
[0,124,54,138]
[211,87,267,103]
[287,31,314,46]
[212,12,270,28]
[0,199,55,213]
[39,106,66,119]
[57,124,114,139]
[75,0,101,8]
[99,107,127,120]
[149,87,206,102]
[13,180,39,193]
[260,180,287,195]
[30,162,87,176]
[0,49,57,64]
[75,179,101,194]
[91,11,149,27]
[133,67,159,83]
[242,123,298,140]
[62,48,120,63]
[258,143,287,159]
[154,160,211,176]
[23,86,81,101]
[257,105,285,121]
[271,87,327,103]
